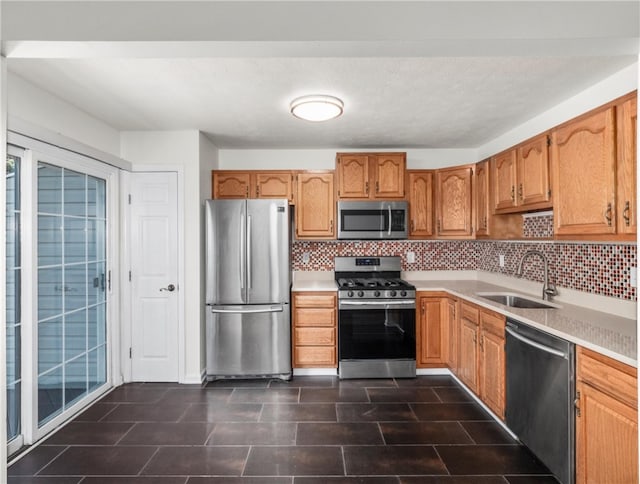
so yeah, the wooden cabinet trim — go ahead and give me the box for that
[577,346,637,408]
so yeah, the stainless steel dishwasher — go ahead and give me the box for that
[505,318,575,484]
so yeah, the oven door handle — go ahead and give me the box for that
[340,300,415,306]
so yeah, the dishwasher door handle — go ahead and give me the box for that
[505,326,568,359]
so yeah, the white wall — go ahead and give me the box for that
[7,72,121,157]
[478,63,639,158]
[120,130,204,383]
[198,133,219,370]
[218,148,479,170]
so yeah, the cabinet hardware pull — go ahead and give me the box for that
[574,390,581,417]
[365,181,369,194]
[330,220,334,232]
[479,336,484,350]
[511,185,515,202]
[376,181,379,193]
[518,183,523,201]
[437,219,441,233]
[604,203,613,226]
[245,186,249,197]
[484,216,488,229]
[623,201,631,226]
[411,220,415,231]
[256,186,260,197]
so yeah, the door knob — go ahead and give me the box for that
[160,284,176,292]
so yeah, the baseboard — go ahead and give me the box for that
[416,368,450,375]
[181,369,207,385]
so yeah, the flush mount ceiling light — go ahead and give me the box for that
[290,95,344,122]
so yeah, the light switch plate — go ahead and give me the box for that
[302,252,310,264]
[407,251,416,263]
[499,254,505,267]
[631,267,637,288]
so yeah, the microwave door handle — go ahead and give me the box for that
[388,206,392,236]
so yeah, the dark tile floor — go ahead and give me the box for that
[8,376,559,484]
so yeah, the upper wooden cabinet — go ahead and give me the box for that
[616,94,637,236]
[212,170,295,203]
[407,170,434,238]
[295,171,335,239]
[474,160,491,238]
[491,133,551,214]
[435,165,474,238]
[551,92,638,240]
[336,152,406,200]
[551,105,618,238]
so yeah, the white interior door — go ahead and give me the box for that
[129,172,179,382]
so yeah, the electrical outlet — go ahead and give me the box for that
[499,254,505,268]
[631,267,637,288]
[407,251,416,263]
[302,252,310,264]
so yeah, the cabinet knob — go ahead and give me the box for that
[518,183,523,201]
[376,181,379,193]
[365,181,369,194]
[510,185,515,202]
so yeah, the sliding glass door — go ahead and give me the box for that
[6,145,115,453]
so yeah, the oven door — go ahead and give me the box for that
[338,300,416,360]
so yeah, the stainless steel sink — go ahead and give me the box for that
[476,292,561,309]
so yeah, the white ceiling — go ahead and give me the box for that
[3,1,639,149]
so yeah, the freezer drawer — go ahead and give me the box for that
[206,304,291,379]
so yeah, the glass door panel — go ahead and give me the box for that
[6,153,22,443]
[36,162,107,426]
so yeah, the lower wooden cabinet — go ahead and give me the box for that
[575,346,638,484]
[416,293,448,367]
[458,301,480,393]
[478,309,506,420]
[455,299,505,420]
[445,297,458,372]
[292,292,337,368]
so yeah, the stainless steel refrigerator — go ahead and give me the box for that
[205,199,291,380]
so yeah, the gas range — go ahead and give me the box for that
[334,256,416,301]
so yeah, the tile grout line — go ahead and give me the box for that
[135,444,162,477]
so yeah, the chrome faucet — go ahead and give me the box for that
[516,250,558,301]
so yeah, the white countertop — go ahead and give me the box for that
[291,271,637,367]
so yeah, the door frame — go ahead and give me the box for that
[121,165,185,383]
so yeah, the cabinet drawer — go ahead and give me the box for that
[578,347,637,408]
[294,346,337,367]
[460,301,479,325]
[294,308,335,327]
[293,293,336,308]
[294,327,336,346]
[480,309,505,336]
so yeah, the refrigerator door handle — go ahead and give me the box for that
[240,212,246,290]
[247,215,252,289]
[209,305,284,314]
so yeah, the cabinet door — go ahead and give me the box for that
[517,134,551,208]
[458,318,478,393]
[373,154,406,198]
[480,329,505,419]
[576,381,638,484]
[551,107,617,236]
[417,296,446,366]
[435,166,473,238]
[296,172,335,238]
[474,160,490,237]
[408,171,434,238]
[336,154,370,199]
[616,95,637,235]
[255,172,294,203]
[492,149,517,212]
[446,298,458,372]
[212,171,251,199]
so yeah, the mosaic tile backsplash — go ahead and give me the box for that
[291,240,637,301]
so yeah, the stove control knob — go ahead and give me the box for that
[374,290,381,297]
[401,290,407,297]
[390,290,397,297]
[348,291,354,298]
[357,291,364,297]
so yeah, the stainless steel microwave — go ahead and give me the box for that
[337,201,409,239]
